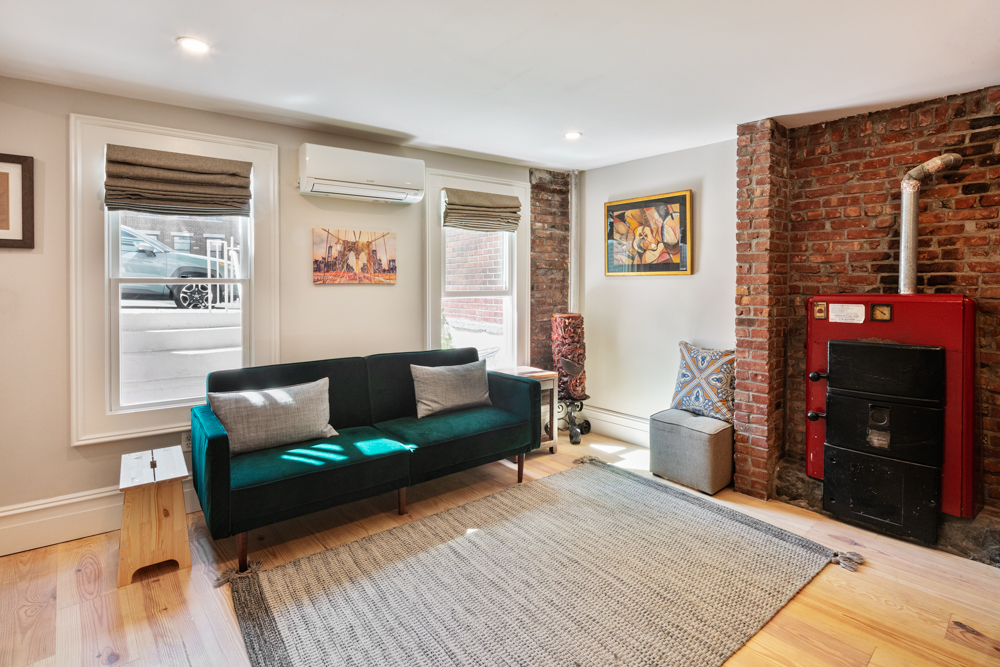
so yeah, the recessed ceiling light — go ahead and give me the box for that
[564,131,583,140]
[176,36,210,53]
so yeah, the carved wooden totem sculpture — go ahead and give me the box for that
[552,313,590,443]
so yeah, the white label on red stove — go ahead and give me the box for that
[828,303,865,323]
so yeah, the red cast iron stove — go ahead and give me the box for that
[805,295,978,516]
[803,153,982,543]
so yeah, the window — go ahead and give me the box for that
[70,115,278,446]
[170,232,192,253]
[110,211,247,410]
[424,170,530,369]
[441,226,514,368]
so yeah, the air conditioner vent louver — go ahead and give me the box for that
[310,182,410,201]
[298,144,425,204]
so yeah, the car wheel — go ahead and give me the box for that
[173,284,212,309]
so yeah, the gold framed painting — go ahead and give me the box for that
[0,153,34,249]
[605,190,692,276]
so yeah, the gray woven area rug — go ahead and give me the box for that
[228,460,846,667]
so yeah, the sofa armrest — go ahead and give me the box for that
[190,404,232,540]
[488,372,541,452]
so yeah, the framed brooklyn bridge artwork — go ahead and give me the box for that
[313,228,397,284]
[605,190,692,276]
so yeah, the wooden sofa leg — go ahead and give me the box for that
[517,453,525,483]
[237,532,248,573]
[398,487,407,515]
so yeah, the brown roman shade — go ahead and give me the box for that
[104,144,252,216]
[443,188,521,232]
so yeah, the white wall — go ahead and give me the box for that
[0,76,526,554]
[579,139,736,445]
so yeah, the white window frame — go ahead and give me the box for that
[70,115,280,446]
[425,170,530,363]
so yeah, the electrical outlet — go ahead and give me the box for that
[181,430,192,452]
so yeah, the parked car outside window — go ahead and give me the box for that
[120,226,236,309]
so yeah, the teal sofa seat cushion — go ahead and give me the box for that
[229,426,410,533]
[376,407,529,483]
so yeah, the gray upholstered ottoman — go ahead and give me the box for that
[649,409,733,495]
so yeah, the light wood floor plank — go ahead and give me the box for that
[55,532,119,611]
[54,586,137,667]
[945,614,1000,663]
[742,629,870,667]
[803,522,1000,617]
[865,645,953,667]
[183,566,249,667]
[0,546,58,667]
[138,569,214,667]
[759,601,878,664]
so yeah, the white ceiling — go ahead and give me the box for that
[2,0,999,170]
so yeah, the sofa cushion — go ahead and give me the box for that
[208,377,338,456]
[229,426,410,530]
[207,357,373,429]
[411,359,491,418]
[367,348,479,423]
[376,406,529,481]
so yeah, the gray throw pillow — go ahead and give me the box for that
[411,359,492,418]
[207,377,338,456]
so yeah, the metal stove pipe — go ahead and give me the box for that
[899,153,963,294]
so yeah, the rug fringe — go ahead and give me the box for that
[214,560,264,588]
[573,455,605,465]
[830,551,864,571]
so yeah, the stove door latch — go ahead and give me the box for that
[806,411,826,421]
[867,405,891,449]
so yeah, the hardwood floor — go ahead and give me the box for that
[2,433,999,666]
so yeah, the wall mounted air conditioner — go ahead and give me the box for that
[298,143,425,204]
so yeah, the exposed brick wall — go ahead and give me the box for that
[529,168,571,371]
[734,120,791,500]
[781,84,1000,507]
[444,228,505,292]
[442,297,504,328]
[442,227,505,328]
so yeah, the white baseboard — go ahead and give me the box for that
[581,405,650,448]
[0,479,202,557]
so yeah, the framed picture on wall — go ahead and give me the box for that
[312,228,397,284]
[605,190,691,276]
[0,153,34,249]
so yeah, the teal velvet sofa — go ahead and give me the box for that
[190,348,540,569]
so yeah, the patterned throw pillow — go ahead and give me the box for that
[670,341,736,423]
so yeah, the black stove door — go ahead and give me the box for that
[826,340,945,402]
[823,444,940,544]
[824,393,943,466]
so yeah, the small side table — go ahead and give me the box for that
[117,445,192,587]
[493,366,558,453]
